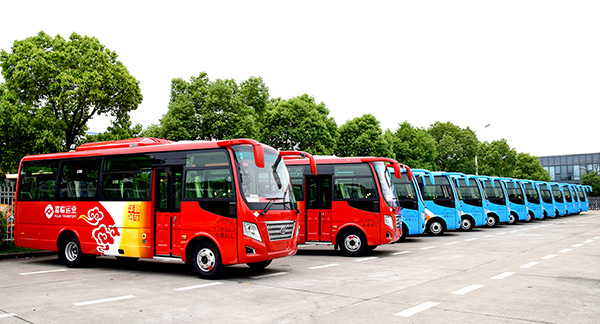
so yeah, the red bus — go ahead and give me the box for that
[284,156,407,256]
[15,138,315,278]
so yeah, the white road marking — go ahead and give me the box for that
[74,295,136,306]
[572,244,584,248]
[541,254,557,260]
[395,301,440,317]
[445,241,459,246]
[452,284,484,295]
[491,272,516,280]
[583,240,593,243]
[392,251,410,255]
[308,264,338,270]
[354,257,378,262]
[464,238,478,241]
[19,269,68,276]
[559,248,572,253]
[0,314,17,319]
[250,272,288,279]
[174,282,223,291]
[520,262,539,269]
[420,246,437,250]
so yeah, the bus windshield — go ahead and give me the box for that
[233,145,295,210]
[456,179,481,200]
[373,162,398,208]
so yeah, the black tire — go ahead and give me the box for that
[59,234,87,267]
[395,223,409,242]
[508,213,518,224]
[460,217,474,231]
[191,242,223,279]
[426,219,445,235]
[247,259,272,270]
[338,229,368,256]
[486,215,498,227]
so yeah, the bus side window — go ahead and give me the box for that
[18,160,60,200]
[58,159,101,199]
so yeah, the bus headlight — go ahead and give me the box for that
[243,222,262,242]
[384,215,394,229]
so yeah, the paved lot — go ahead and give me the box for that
[1,212,599,323]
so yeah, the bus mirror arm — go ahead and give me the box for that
[280,151,317,175]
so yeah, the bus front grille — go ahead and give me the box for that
[265,221,295,241]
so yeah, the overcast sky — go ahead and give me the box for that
[1,0,598,157]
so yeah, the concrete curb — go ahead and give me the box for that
[0,250,56,260]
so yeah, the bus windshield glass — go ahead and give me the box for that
[233,145,295,210]
[373,162,398,208]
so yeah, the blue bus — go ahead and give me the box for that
[413,169,461,235]
[577,185,592,212]
[499,178,529,223]
[534,181,556,219]
[568,184,582,214]
[446,173,488,231]
[475,176,510,227]
[520,180,544,220]
[389,166,426,241]
[549,183,567,216]
[560,183,577,215]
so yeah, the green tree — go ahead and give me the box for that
[79,115,143,145]
[512,152,551,181]
[477,139,517,177]
[260,94,338,154]
[0,84,62,173]
[156,73,266,141]
[0,31,142,151]
[580,171,600,196]
[336,114,394,158]
[391,121,437,169]
[428,122,478,173]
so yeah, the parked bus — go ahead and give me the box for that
[535,181,557,218]
[15,138,312,278]
[520,180,544,220]
[576,185,591,212]
[474,176,510,227]
[446,173,487,231]
[568,184,582,214]
[560,183,576,215]
[549,183,567,216]
[284,156,405,256]
[499,178,529,223]
[412,169,461,235]
[389,166,426,240]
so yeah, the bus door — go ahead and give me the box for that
[155,166,183,256]
[305,175,332,242]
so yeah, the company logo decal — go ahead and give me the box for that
[45,204,54,219]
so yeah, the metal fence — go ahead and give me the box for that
[1,184,16,242]
[588,196,600,211]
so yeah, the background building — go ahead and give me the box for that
[538,153,600,184]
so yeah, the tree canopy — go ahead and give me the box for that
[0,31,142,151]
[261,94,338,154]
[428,122,478,174]
[391,121,437,170]
[580,172,600,196]
[336,114,394,158]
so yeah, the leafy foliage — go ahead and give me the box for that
[155,73,266,141]
[476,139,517,177]
[336,114,394,158]
[428,122,478,173]
[581,171,600,196]
[0,31,142,151]
[512,152,551,181]
[391,121,437,169]
[261,94,338,154]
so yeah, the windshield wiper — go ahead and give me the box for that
[259,184,290,216]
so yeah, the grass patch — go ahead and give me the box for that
[0,241,39,254]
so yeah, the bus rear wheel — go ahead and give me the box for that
[59,234,88,268]
[427,219,445,235]
[338,229,367,256]
[191,242,223,279]
[487,215,498,227]
[508,213,517,224]
[460,217,474,231]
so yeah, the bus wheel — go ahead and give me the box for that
[508,213,517,224]
[486,215,498,227]
[460,217,474,231]
[395,223,409,242]
[191,242,223,279]
[427,219,444,235]
[59,235,87,267]
[338,229,367,256]
[247,260,272,271]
